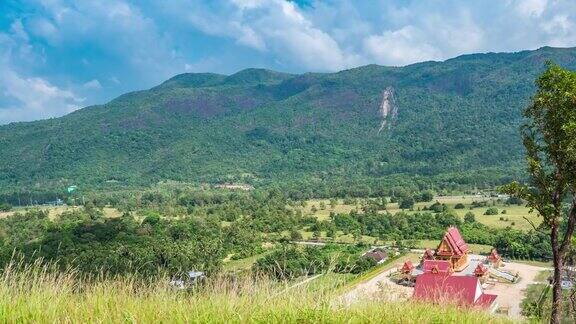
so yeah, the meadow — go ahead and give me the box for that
[298,195,541,233]
[0,261,510,323]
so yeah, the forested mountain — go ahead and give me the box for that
[1,46,576,197]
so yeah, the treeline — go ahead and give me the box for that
[0,187,556,278]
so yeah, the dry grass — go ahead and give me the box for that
[301,196,541,232]
[0,260,510,323]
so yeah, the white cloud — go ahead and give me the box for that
[515,0,548,18]
[82,79,102,90]
[0,67,84,123]
[2,0,576,124]
[363,26,443,66]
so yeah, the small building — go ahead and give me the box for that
[401,260,415,274]
[413,273,498,312]
[435,227,470,272]
[421,248,435,263]
[473,263,489,283]
[487,248,503,268]
[363,248,388,264]
[170,271,206,289]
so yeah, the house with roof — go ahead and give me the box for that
[435,226,470,271]
[362,248,388,264]
[413,273,498,312]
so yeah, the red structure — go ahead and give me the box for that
[401,260,415,274]
[413,273,497,310]
[421,248,435,262]
[474,263,488,277]
[435,227,470,271]
[487,248,503,268]
[474,263,489,282]
[423,260,452,275]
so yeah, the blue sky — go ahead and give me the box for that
[1,0,575,124]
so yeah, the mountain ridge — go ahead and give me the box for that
[1,46,576,197]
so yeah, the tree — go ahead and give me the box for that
[399,197,415,210]
[464,212,476,223]
[0,203,12,212]
[502,63,576,324]
[484,207,499,215]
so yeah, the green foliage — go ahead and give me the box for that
[464,212,476,223]
[454,203,465,209]
[3,48,576,199]
[253,245,331,279]
[399,197,415,210]
[0,203,11,212]
[484,207,499,215]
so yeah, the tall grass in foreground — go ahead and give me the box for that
[0,260,510,323]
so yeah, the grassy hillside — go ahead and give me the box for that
[2,47,576,197]
[0,262,509,323]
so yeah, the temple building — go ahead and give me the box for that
[422,260,453,275]
[435,226,470,271]
[413,273,498,312]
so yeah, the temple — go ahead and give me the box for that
[413,273,498,311]
[397,226,504,312]
[435,226,470,271]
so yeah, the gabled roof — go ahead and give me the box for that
[423,260,452,274]
[437,227,469,256]
[401,260,415,273]
[487,248,501,262]
[474,263,488,276]
[413,273,497,308]
[422,248,435,260]
[364,249,388,262]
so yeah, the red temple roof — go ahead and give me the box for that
[487,248,501,262]
[423,260,452,274]
[401,260,415,273]
[437,227,469,256]
[474,263,488,276]
[413,273,497,308]
[422,248,435,260]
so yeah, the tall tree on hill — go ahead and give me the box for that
[503,63,576,324]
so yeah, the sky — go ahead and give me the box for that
[0,0,575,124]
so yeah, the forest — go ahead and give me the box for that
[0,186,554,279]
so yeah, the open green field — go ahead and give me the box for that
[0,206,123,219]
[297,195,541,232]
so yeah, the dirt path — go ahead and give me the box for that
[484,262,549,318]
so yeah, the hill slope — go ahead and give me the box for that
[1,47,576,196]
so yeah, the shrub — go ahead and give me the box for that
[0,203,12,212]
[454,203,465,209]
[464,212,476,223]
[399,197,415,210]
[484,207,499,215]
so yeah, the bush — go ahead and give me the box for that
[399,197,415,210]
[464,212,476,223]
[454,203,465,209]
[0,203,12,212]
[484,207,499,215]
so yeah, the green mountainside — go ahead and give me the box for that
[1,46,576,197]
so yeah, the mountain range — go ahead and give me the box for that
[2,46,576,197]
